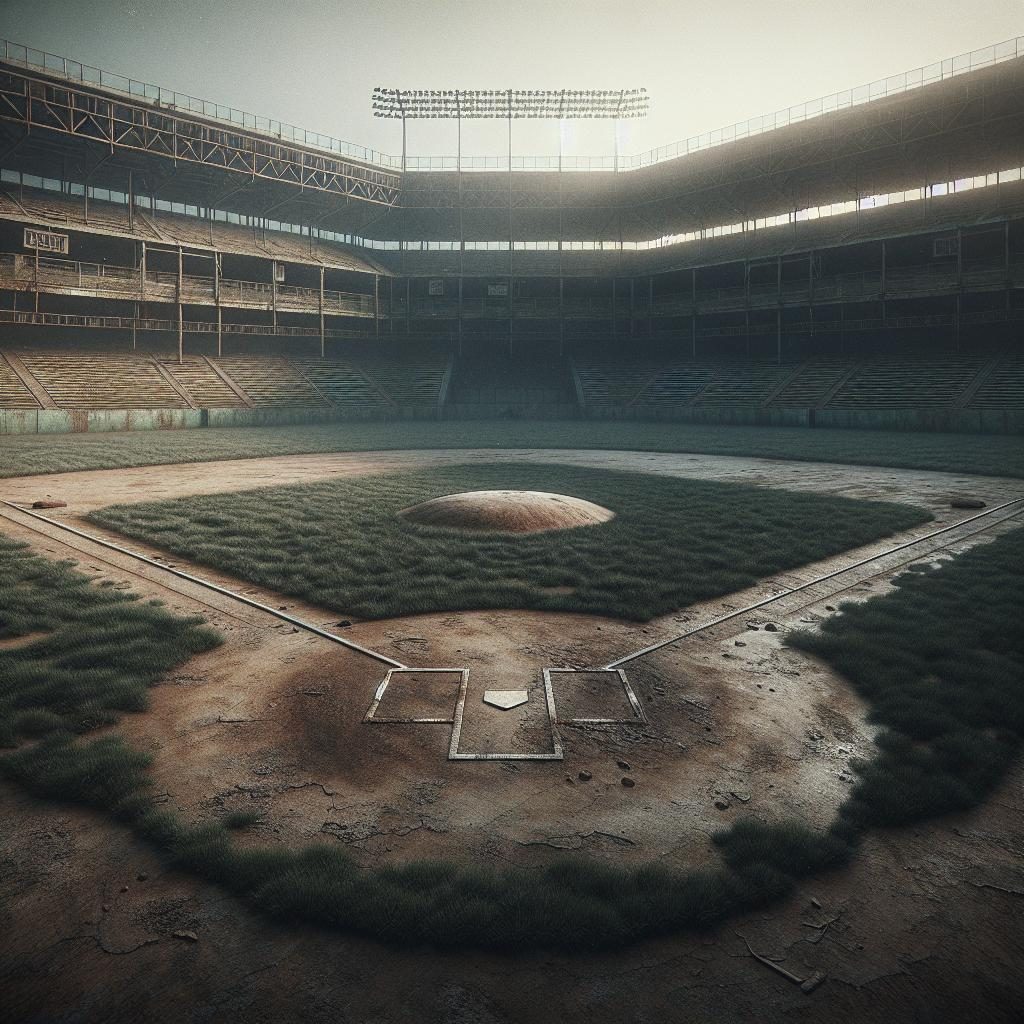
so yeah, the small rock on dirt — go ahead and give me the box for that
[714,797,731,810]
[136,873,147,882]
[173,930,198,943]
[811,897,822,909]
[32,500,67,509]
[950,496,986,509]
[336,620,352,627]
[764,622,779,632]
[621,777,636,788]
[825,605,836,612]
[617,760,631,771]
[734,640,746,647]
[578,770,593,782]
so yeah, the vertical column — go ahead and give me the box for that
[629,278,635,341]
[648,275,653,341]
[1006,220,1012,312]
[406,277,411,339]
[177,245,184,364]
[880,239,887,328]
[955,226,963,351]
[34,245,39,313]
[691,268,697,358]
[612,278,617,343]
[776,255,782,364]
[131,302,137,351]
[374,274,380,340]
[809,250,815,340]
[215,252,223,358]
[271,261,278,330]
[139,241,146,302]
[558,276,564,357]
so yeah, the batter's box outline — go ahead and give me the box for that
[364,667,467,724]
[545,668,648,726]
[448,667,564,761]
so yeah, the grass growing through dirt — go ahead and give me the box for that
[0,534,221,747]
[786,526,1024,832]
[88,463,930,621]
[0,532,841,950]
[4,529,1021,950]
[2,419,1023,478]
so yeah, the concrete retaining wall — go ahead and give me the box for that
[2,403,1021,435]
[0,404,441,435]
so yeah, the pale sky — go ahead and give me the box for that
[1,0,1020,161]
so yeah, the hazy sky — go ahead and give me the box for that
[1,0,1020,160]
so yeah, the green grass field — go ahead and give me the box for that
[787,525,1024,833]
[88,463,930,621]
[2,419,1022,478]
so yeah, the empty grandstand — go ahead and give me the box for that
[0,36,1021,433]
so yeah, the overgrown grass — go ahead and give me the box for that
[2,419,1022,479]
[4,528,1021,950]
[787,526,1024,832]
[89,463,929,621]
[0,534,854,949]
[0,535,221,747]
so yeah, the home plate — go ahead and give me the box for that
[482,690,529,710]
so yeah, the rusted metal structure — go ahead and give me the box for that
[0,37,1021,364]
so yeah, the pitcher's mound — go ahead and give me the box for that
[399,490,615,534]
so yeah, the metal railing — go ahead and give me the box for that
[2,36,1019,173]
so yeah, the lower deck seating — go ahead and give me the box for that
[768,361,855,407]
[826,357,986,409]
[1,347,1022,415]
[0,354,40,408]
[291,359,392,410]
[16,350,188,409]
[160,357,248,408]
[968,355,1024,409]
[214,356,328,407]
[353,354,449,406]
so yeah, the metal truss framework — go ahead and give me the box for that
[0,65,401,207]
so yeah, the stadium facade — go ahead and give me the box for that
[0,37,1022,433]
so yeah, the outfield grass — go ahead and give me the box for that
[0,534,221,747]
[787,525,1024,834]
[88,463,930,621]
[2,419,1022,478]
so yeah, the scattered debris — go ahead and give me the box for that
[578,770,593,782]
[950,496,986,509]
[32,499,67,509]
[336,620,352,627]
[617,760,632,771]
[740,935,827,994]
[714,797,731,810]
[764,622,779,632]
[621,777,636,788]
[172,930,198,943]
[734,640,747,647]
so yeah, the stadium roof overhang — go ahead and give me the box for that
[0,53,1022,248]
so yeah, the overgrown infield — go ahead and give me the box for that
[87,462,930,621]
[2,524,1021,950]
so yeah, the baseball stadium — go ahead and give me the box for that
[1,3,1022,1022]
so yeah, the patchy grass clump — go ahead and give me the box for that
[89,463,928,621]
[787,526,1024,830]
[0,535,221,747]
[3,419,1023,479]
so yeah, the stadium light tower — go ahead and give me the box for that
[372,87,649,356]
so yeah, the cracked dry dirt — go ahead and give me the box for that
[2,448,1024,1023]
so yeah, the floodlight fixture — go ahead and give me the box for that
[371,87,649,119]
